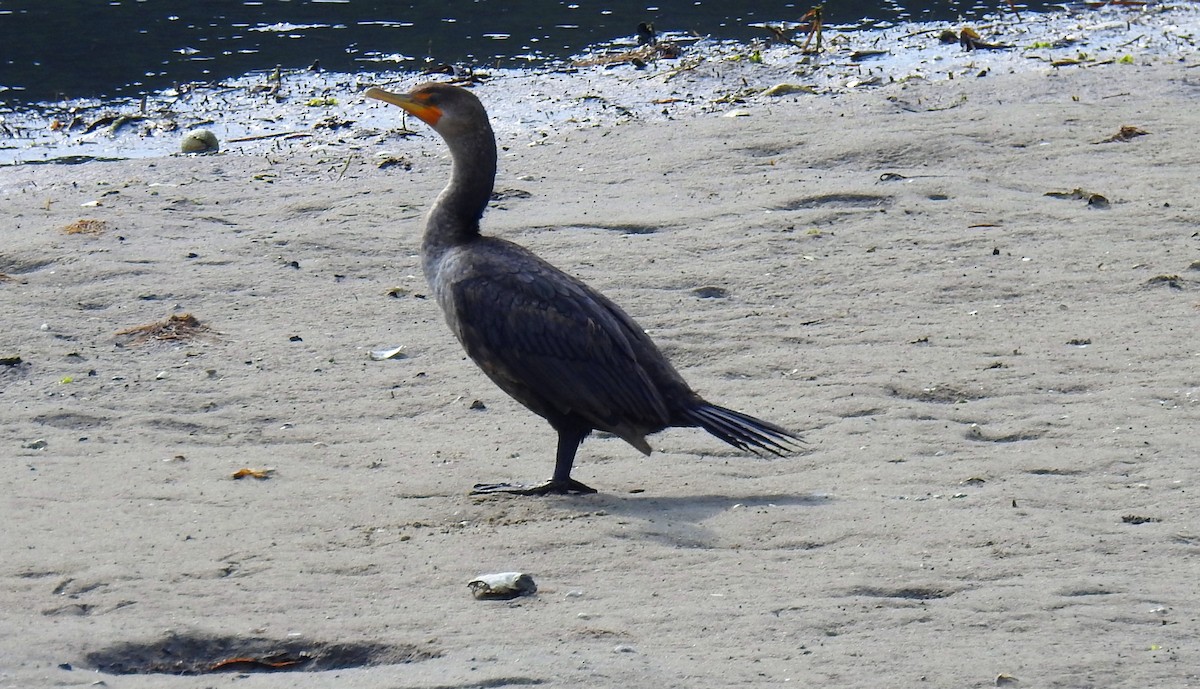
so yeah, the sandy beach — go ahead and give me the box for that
[3,7,1200,687]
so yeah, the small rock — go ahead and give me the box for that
[613,644,636,653]
[180,129,219,154]
[692,286,728,299]
[762,83,812,96]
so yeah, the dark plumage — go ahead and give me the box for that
[366,82,800,495]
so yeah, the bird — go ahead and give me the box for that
[365,82,800,495]
[636,22,657,46]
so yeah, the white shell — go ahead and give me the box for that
[468,572,537,600]
[369,345,407,361]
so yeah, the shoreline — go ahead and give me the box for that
[2,2,1197,166]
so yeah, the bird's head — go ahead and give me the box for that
[365,82,488,140]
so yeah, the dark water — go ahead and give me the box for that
[0,0,1051,106]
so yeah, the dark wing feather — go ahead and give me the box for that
[449,259,671,433]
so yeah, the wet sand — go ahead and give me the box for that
[2,16,1200,688]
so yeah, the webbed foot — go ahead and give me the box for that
[471,478,598,496]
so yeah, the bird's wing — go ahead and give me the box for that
[449,263,671,431]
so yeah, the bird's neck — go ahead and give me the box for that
[423,124,498,256]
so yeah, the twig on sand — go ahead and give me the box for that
[653,57,706,82]
[226,131,311,143]
[336,155,354,182]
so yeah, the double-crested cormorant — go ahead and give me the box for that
[366,82,799,495]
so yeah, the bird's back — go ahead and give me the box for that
[426,235,696,448]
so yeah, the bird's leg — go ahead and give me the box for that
[543,425,596,493]
[471,426,596,496]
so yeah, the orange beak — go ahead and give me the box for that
[365,86,442,126]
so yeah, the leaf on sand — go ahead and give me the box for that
[1095,125,1149,143]
[231,468,275,480]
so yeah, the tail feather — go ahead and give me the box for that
[683,403,801,457]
